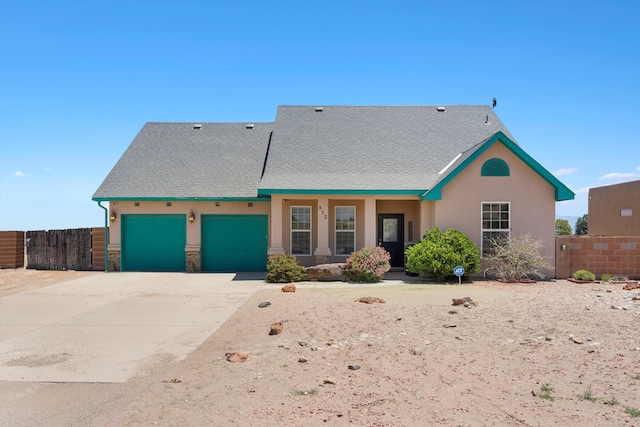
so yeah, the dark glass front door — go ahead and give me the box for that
[378,214,405,268]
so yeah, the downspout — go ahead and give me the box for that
[97,201,109,272]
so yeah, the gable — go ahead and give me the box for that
[421,131,575,202]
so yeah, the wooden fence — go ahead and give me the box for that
[23,227,106,271]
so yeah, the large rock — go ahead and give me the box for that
[306,263,346,281]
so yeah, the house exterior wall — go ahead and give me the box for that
[107,200,271,271]
[589,180,640,236]
[269,195,423,266]
[435,143,557,272]
[556,235,640,279]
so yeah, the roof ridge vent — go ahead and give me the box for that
[246,123,255,129]
[315,106,324,112]
[436,106,446,112]
[193,124,202,129]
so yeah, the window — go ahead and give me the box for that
[482,202,510,256]
[481,158,510,176]
[335,206,355,255]
[291,206,311,255]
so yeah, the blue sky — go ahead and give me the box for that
[1,0,638,231]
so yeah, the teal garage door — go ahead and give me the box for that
[121,214,186,272]
[201,215,268,272]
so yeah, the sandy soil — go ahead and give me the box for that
[1,269,639,426]
[0,267,99,297]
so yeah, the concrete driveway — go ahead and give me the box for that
[0,272,264,383]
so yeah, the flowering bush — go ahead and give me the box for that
[344,246,391,283]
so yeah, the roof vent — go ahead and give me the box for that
[315,106,324,112]
[436,106,446,112]
[193,124,202,129]
[485,115,490,124]
[246,123,254,129]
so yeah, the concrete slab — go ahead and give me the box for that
[0,272,264,383]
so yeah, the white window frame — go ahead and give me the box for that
[481,202,510,257]
[335,206,356,256]
[291,206,312,256]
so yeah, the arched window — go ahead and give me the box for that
[481,158,510,176]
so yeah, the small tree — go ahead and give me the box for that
[555,219,572,235]
[484,233,553,281]
[405,228,481,281]
[575,214,588,235]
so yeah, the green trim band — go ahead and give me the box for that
[258,189,424,196]
[92,197,271,202]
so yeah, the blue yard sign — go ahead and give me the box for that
[454,265,465,284]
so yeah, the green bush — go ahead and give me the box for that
[573,269,596,281]
[601,273,612,282]
[344,246,391,283]
[405,228,481,281]
[266,254,306,283]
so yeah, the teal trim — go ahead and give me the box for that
[92,196,270,202]
[481,158,510,176]
[97,201,109,271]
[421,131,575,202]
[258,189,424,196]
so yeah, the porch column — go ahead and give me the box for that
[364,197,377,246]
[314,198,331,259]
[268,194,285,255]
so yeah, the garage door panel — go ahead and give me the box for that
[121,215,186,272]
[201,215,267,272]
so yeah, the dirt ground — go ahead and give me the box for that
[1,268,639,426]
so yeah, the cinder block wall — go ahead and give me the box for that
[556,236,640,279]
[0,231,25,269]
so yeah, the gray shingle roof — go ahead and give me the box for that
[259,105,514,191]
[93,122,272,199]
[94,105,517,199]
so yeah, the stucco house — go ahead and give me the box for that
[93,105,574,274]
[589,180,640,236]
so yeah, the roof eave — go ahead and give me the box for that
[420,131,575,202]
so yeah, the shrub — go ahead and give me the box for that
[344,246,391,283]
[573,269,596,281]
[601,273,612,282]
[484,233,553,281]
[405,228,481,281]
[266,254,306,283]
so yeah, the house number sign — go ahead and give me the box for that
[318,205,327,219]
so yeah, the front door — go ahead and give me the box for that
[378,214,404,268]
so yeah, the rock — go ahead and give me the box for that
[269,322,283,335]
[324,377,337,385]
[305,263,346,281]
[569,335,584,344]
[355,296,385,304]
[281,284,296,292]
[448,310,458,314]
[410,349,423,355]
[298,340,308,347]
[623,282,640,290]
[258,301,271,308]
[225,352,249,363]
[311,346,319,351]
[452,297,477,306]
[443,324,457,328]
[298,357,308,363]
[348,364,361,370]
[463,301,471,308]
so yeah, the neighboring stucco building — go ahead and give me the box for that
[93,105,574,273]
[589,180,640,236]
